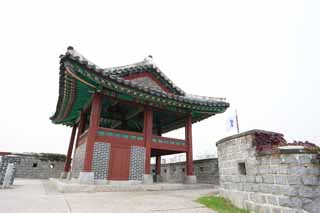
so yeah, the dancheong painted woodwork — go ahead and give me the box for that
[51,47,229,182]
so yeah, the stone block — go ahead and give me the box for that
[243,183,253,191]
[304,197,320,213]
[275,175,288,185]
[240,175,247,182]
[281,155,299,164]
[263,175,274,184]
[279,197,302,208]
[184,175,197,184]
[267,195,279,206]
[259,165,269,174]
[269,165,279,174]
[287,175,302,185]
[270,156,281,165]
[282,185,299,196]
[232,175,241,182]
[298,186,315,198]
[249,193,266,204]
[261,157,271,165]
[244,200,255,211]
[302,176,319,185]
[251,183,260,192]
[271,207,282,213]
[278,165,289,174]
[247,175,255,183]
[306,167,320,175]
[299,155,312,164]
[156,175,162,182]
[289,166,306,175]
[142,174,153,184]
[256,175,263,183]
[79,172,94,184]
[60,172,68,179]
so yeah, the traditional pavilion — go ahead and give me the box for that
[51,47,229,184]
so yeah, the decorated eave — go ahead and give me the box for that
[50,47,230,130]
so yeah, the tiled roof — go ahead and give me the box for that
[63,46,229,107]
[51,46,229,126]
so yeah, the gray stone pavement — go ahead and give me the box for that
[0,179,217,213]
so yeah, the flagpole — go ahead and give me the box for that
[235,110,240,134]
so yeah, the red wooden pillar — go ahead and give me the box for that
[155,130,161,176]
[64,125,77,172]
[156,156,161,175]
[144,108,153,174]
[185,115,194,176]
[83,93,102,172]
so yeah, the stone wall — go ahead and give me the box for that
[14,154,64,179]
[0,155,20,185]
[71,143,86,178]
[129,146,145,180]
[217,130,320,213]
[152,158,219,184]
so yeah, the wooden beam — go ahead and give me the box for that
[111,107,144,129]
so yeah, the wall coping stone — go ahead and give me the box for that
[216,129,283,146]
[156,158,218,166]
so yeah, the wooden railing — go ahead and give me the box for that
[97,128,144,141]
[152,135,186,146]
[96,128,186,147]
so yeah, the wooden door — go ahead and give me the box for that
[108,146,130,180]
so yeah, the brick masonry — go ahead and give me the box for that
[71,142,86,178]
[217,130,320,213]
[92,142,110,180]
[129,146,145,180]
[152,158,219,184]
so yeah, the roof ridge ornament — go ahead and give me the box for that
[144,55,153,63]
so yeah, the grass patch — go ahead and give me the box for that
[197,196,249,213]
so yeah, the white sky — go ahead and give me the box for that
[0,0,319,157]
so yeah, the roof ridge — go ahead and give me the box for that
[63,46,185,95]
[103,60,152,73]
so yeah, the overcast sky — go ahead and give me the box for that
[0,0,319,157]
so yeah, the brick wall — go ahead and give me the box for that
[217,130,320,213]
